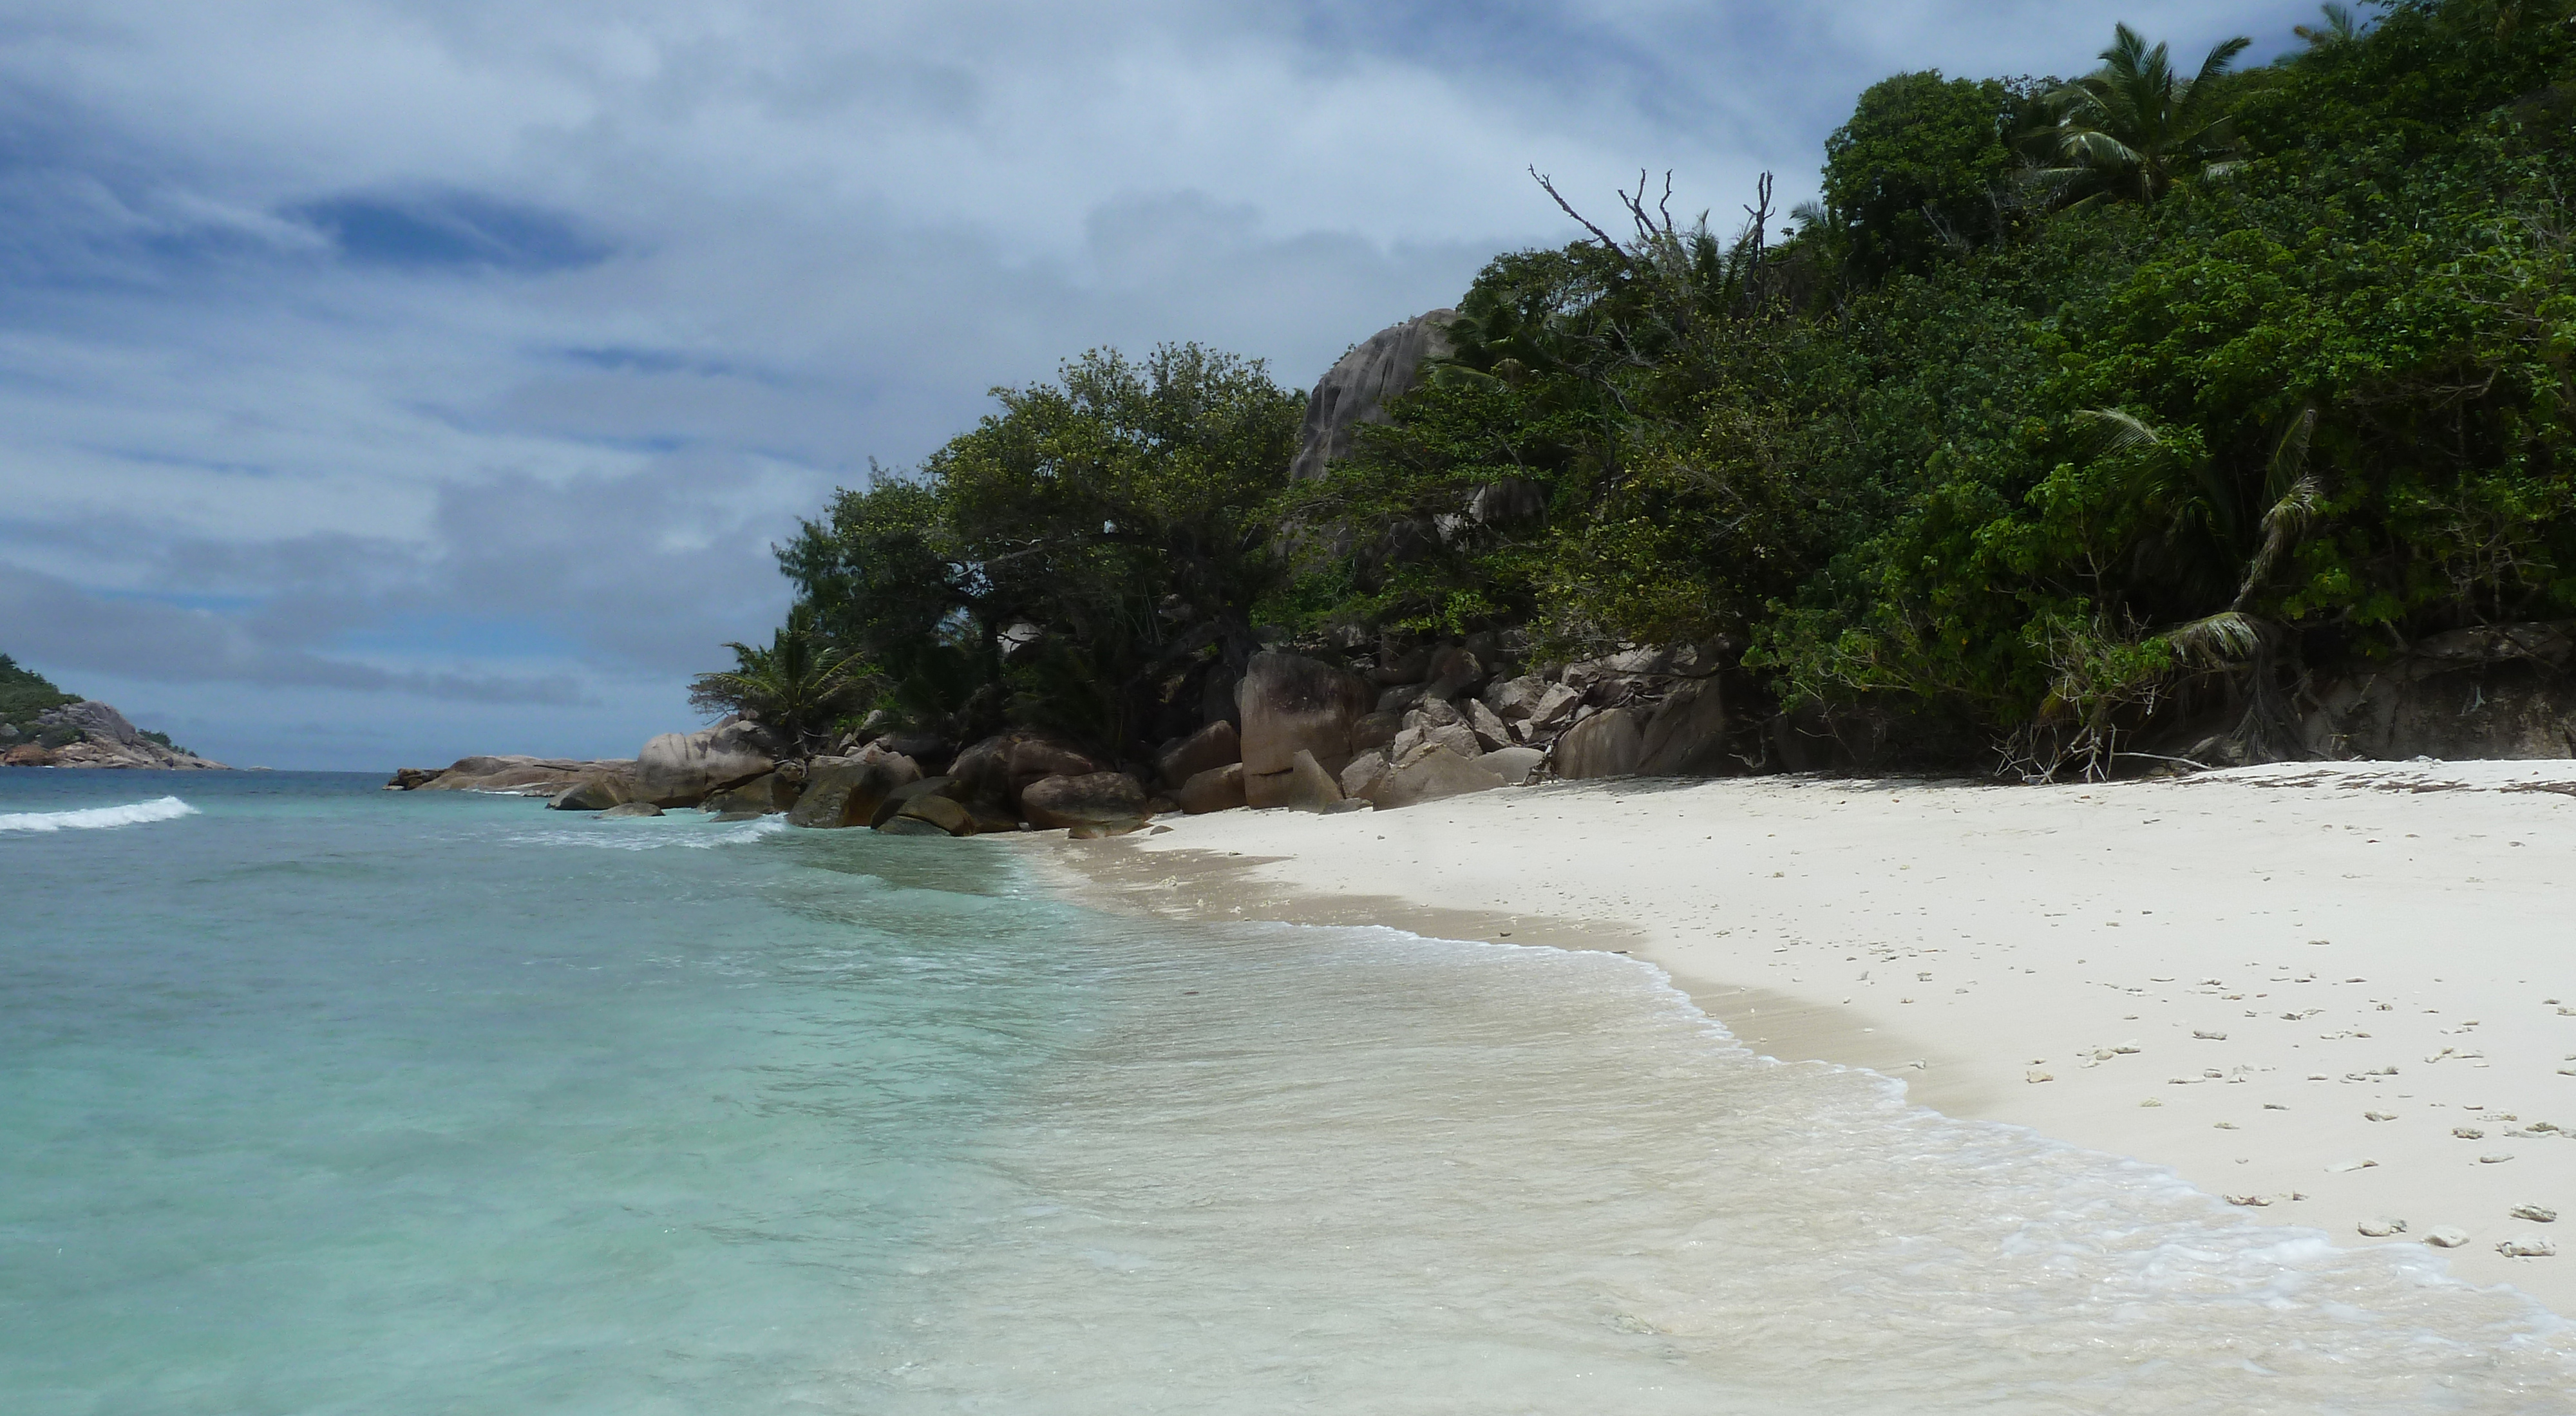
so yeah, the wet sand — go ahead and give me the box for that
[1023,760,2576,1314]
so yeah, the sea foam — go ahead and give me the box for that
[0,795,198,833]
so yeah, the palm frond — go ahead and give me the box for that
[2163,610,2262,667]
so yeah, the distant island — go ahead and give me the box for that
[0,654,227,769]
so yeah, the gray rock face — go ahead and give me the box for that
[1289,310,1458,482]
[21,700,228,769]
[41,699,138,746]
[1553,707,1643,779]
[1637,679,1731,776]
[1481,675,1549,721]
[599,802,663,818]
[1238,650,1373,806]
[1522,683,1586,737]
[1155,721,1240,789]
[1178,762,1247,814]
[636,719,775,807]
[1021,771,1151,831]
[1340,748,1392,801]
[1463,698,1515,752]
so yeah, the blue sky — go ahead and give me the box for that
[0,0,2314,769]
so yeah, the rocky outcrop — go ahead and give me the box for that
[599,802,663,818]
[1291,311,1459,483]
[402,755,632,798]
[634,717,775,807]
[549,769,645,811]
[702,770,804,816]
[1238,651,1372,807]
[1,700,229,769]
[787,755,923,828]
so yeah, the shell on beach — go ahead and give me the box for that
[2357,1218,2407,1237]
[2424,1227,2472,1249]
[2478,1153,2515,1164]
[2508,1204,2558,1223]
[2496,1236,2557,1258]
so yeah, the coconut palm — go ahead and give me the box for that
[2022,24,2252,206]
[687,607,876,754]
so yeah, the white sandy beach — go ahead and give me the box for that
[1035,759,2576,1314]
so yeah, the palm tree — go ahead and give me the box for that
[2022,24,2252,206]
[687,606,876,754]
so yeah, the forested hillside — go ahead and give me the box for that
[735,0,2576,780]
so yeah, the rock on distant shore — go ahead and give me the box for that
[0,700,228,770]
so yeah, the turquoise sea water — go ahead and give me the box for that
[5,771,2573,1414]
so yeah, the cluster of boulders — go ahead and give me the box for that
[0,701,227,769]
[386,640,1739,838]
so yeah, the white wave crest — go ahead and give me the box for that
[502,815,792,851]
[0,795,199,834]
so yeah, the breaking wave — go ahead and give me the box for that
[0,796,198,834]
[502,815,792,851]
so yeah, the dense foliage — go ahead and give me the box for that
[0,653,76,728]
[776,346,1302,754]
[755,0,2576,776]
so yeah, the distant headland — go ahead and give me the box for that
[0,654,228,770]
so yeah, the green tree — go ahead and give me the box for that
[2022,23,2252,205]
[779,343,1302,754]
[1820,71,2018,281]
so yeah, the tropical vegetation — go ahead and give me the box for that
[734,0,2576,779]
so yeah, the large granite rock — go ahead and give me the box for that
[788,756,922,828]
[1273,750,1345,812]
[1476,745,1546,785]
[1638,678,1731,776]
[1291,310,1457,482]
[1021,771,1151,831]
[1155,721,1240,789]
[549,768,645,811]
[1238,650,1373,808]
[701,770,802,816]
[883,793,974,836]
[23,700,228,770]
[1553,707,1643,779]
[1376,744,1506,808]
[950,731,1103,814]
[1178,762,1247,814]
[599,802,663,818]
[635,719,775,807]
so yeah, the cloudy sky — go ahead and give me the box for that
[0,0,2313,769]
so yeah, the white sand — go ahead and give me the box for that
[1036,759,2576,1314]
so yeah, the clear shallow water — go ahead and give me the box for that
[3,771,2570,1414]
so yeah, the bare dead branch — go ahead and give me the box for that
[1530,167,1624,252]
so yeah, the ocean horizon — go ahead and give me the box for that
[6,769,2571,1413]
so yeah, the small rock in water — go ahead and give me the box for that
[2453,1127,2486,1139]
[2425,1227,2472,1249]
[2497,1236,2557,1258]
[2224,1194,2270,1207]
[2357,1218,2408,1238]
[2509,1204,2558,1223]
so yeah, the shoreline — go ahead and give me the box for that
[1019,760,2576,1316]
